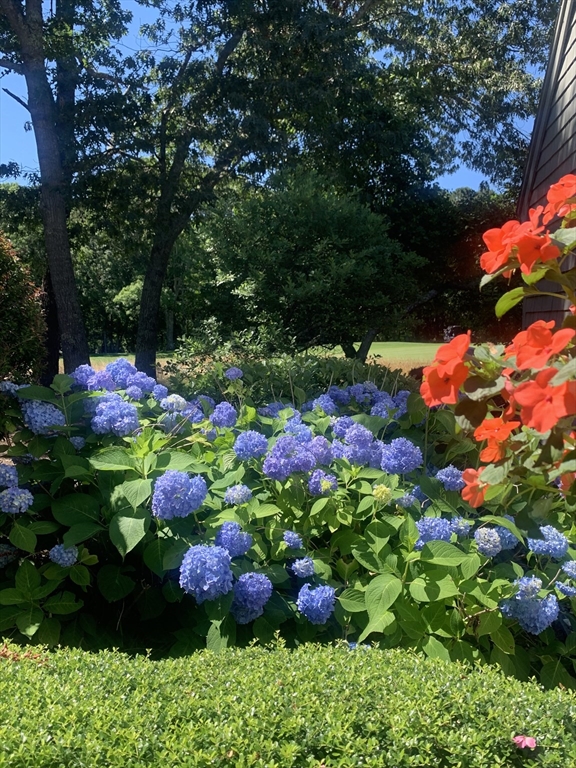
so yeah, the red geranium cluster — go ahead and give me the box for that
[420,174,576,508]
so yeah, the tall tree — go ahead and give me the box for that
[0,0,130,370]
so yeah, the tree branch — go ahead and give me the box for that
[2,87,30,111]
[216,29,244,75]
[0,57,24,74]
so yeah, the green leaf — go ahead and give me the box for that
[206,616,236,651]
[9,523,37,553]
[97,565,135,602]
[540,660,576,690]
[338,588,366,613]
[52,494,100,526]
[27,521,60,535]
[420,541,467,567]
[551,357,576,386]
[358,611,395,642]
[399,515,419,551]
[156,452,205,472]
[422,635,451,662]
[0,606,21,631]
[491,624,515,655]
[69,565,91,586]
[351,543,388,573]
[144,539,171,576]
[365,575,402,620]
[409,572,459,602]
[109,508,150,557]
[364,521,392,555]
[162,541,190,571]
[16,607,44,638]
[113,479,153,510]
[454,398,488,430]
[43,591,84,615]
[551,228,576,249]
[476,611,501,637]
[251,503,282,519]
[495,287,527,318]
[63,523,104,547]
[34,617,61,647]
[460,553,481,580]
[50,374,74,394]
[0,588,26,605]
[162,580,183,603]
[15,560,41,597]
[89,448,137,472]
[16,385,58,403]
[479,515,523,543]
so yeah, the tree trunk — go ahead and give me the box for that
[341,341,357,359]
[2,0,90,373]
[39,270,61,385]
[165,308,175,351]
[355,328,378,363]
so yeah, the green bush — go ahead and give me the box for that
[0,643,574,768]
[0,232,45,383]
[161,350,418,404]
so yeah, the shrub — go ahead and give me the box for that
[161,349,418,405]
[0,233,45,383]
[0,643,574,767]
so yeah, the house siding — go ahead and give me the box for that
[517,0,576,327]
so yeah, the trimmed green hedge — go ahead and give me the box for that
[0,644,575,767]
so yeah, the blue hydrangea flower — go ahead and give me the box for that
[449,517,473,537]
[86,370,116,392]
[308,470,337,496]
[368,440,384,469]
[297,584,336,624]
[396,493,417,508]
[501,593,559,634]
[474,528,502,557]
[292,557,315,578]
[331,416,355,439]
[556,582,576,597]
[215,521,252,557]
[380,438,423,474]
[223,484,253,505]
[373,390,395,408]
[179,545,233,603]
[561,561,576,579]
[224,367,243,380]
[0,543,18,568]
[210,402,238,428]
[345,424,373,449]
[234,430,269,460]
[327,386,351,406]
[152,384,169,400]
[0,463,18,488]
[20,400,66,435]
[312,394,337,415]
[125,385,143,400]
[514,576,542,600]
[0,487,34,515]
[308,436,332,466]
[285,422,313,444]
[349,383,371,405]
[263,436,316,481]
[71,364,96,388]
[91,394,139,436]
[392,390,411,418]
[283,530,303,549]
[198,395,216,410]
[151,471,208,519]
[160,394,187,412]
[231,572,273,624]
[370,402,390,418]
[49,544,78,567]
[527,526,569,559]
[495,516,518,550]
[69,436,85,451]
[126,372,156,393]
[415,517,453,550]
[435,465,465,492]
[105,358,137,388]
[257,401,291,418]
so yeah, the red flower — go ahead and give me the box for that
[505,320,575,370]
[461,468,487,508]
[473,417,521,462]
[420,333,471,407]
[543,173,576,224]
[480,208,559,275]
[513,735,537,750]
[513,368,576,433]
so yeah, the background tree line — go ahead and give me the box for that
[0,0,554,375]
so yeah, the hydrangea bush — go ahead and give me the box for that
[1,180,576,689]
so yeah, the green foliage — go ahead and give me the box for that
[162,351,418,404]
[0,233,45,383]
[0,643,574,767]
[195,171,424,352]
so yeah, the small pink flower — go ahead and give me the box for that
[513,735,537,749]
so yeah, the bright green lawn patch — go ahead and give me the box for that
[0,644,574,767]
